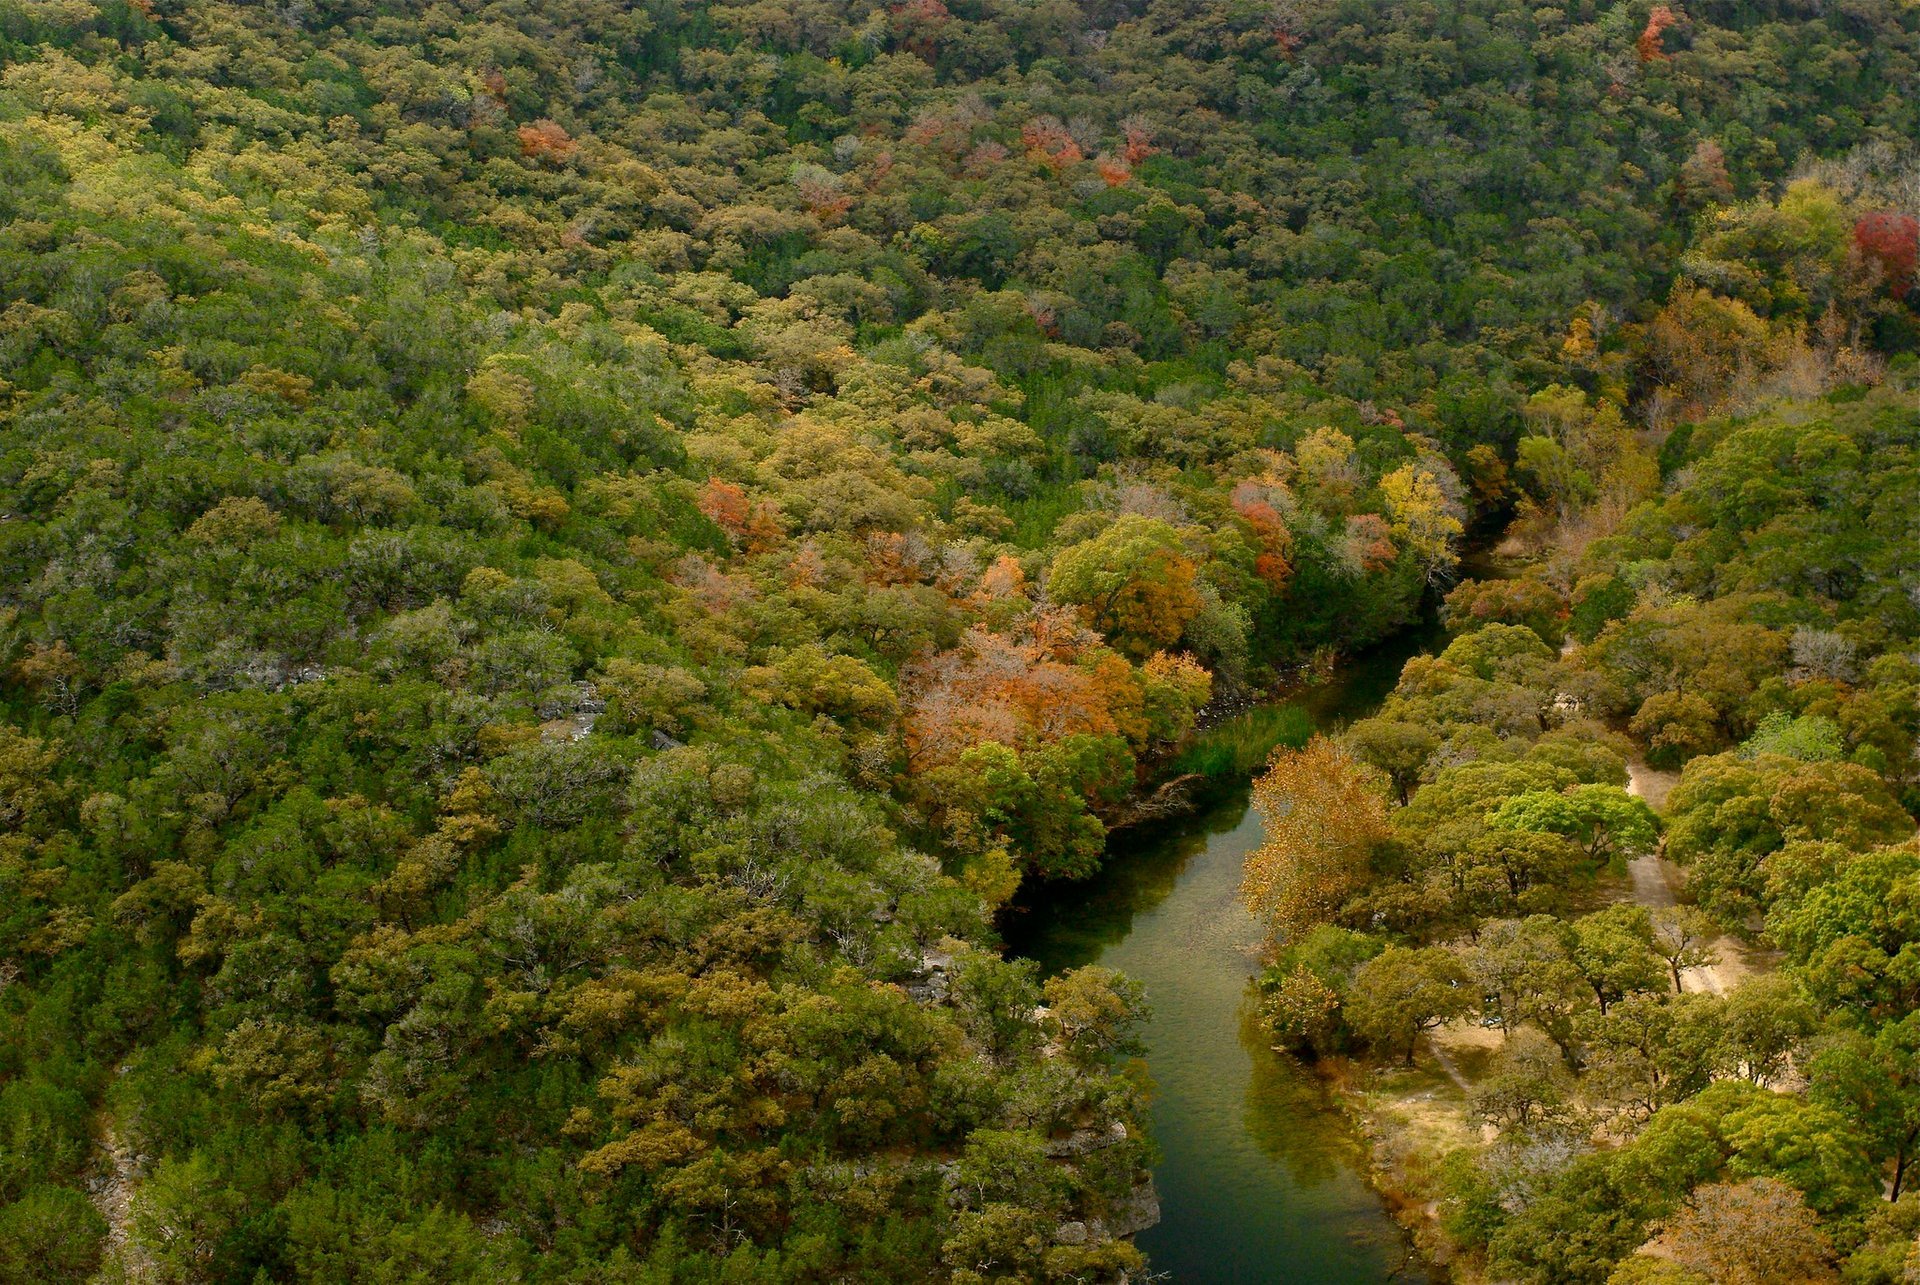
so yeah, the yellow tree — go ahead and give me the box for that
[1378,462,1463,584]
[1241,737,1389,943]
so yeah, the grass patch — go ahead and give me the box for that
[1168,703,1314,781]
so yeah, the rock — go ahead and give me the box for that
[903,949,954,1003]
[538,683,605,741]
[1054,1220,1089,1246]
[1098,1180,1161,1239]
[1042,1121,1128,1158]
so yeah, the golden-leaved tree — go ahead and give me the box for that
[1241,736,1389,944]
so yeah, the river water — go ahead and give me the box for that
[1001,616,1458,1283]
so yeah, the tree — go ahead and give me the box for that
[0,1185,104,1283]
[1488,1151,1673,1285]
[1346,945,1473,1065]
[1630,692,1724,770]
[1471,1031,1575,1132]
[1713,1086,1881,1218]
[1854,211,1918,297]
[1242,737,1389,941]
[1469,916,1594,1064]
[1718,974,1814,1086]
[1293,427,1364,513]
[1448,827,1587,919]
[930,737,1122,880]
[1444,576,1566,647]
[743,644,898,728]
[1582,993,1725,1118]
[1768,845,1920,1020]
[1260,965,1346,1058]
[1343,718,1439,805]
[1664,754,1912,924]
[128,1153,250,1285]
[1257,925,1383,1056]
[1046,515,1203,657]
[1488,785,1659,866]
[1645,1178,1837,1285]
[1571,906,1666,1015]
[1378,462,1463,583]
[1042,966,1146,1067]
[1649,906,1720,994]
[1738,712,1844,763]
[1807,1015,1920,1201]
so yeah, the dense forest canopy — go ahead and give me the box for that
[0,0,1917,1279]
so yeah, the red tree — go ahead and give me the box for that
[1855,212,1919,297]
[1637,5,1678,63]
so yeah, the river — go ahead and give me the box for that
[1001,610,1465,1283]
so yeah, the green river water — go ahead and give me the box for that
[1001,617,1458,1283]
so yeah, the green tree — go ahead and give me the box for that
[1807,1015,1920,1201]
[1649,906,1721,994]
[1489,784,1660,865]
[0,1185,104,1284]
[1347,945,1472,1066]
[1571,905,1667,1014]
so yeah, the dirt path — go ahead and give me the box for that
[1424,1035,1475,1095]
[1624,759,1678,812]
[1623,759,1762,996]
[90,1111,149,1282]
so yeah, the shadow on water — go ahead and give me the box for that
[998,586,1494,1283]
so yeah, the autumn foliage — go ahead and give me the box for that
[1047,514,1204,657]
[901,611,1208,771]
[1242,737,1389,942]
[1120,117,1157,165]
[1021,116,1083,171]
[1854,212,1919,296]
[516,118,577,162]
[1637,5,1678,62]
[1231,480,1295,592]
[697,478,783,553]
[889,0,950,59]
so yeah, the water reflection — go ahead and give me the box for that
[1239,1004,1351,1189]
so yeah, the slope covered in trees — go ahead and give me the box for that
[1,0,1917,1279]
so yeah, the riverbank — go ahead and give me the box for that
[1005,782,1437,1284]
[1001,603,1497,1280]
[998,535,1520,1281]
[1306,750,1792,1282]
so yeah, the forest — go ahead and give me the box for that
[0,0,1916,1280]
[1250,373,1920,1282]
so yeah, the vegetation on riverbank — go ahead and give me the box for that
[1246,377,1920,1278]
[1165,700,1316,784]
